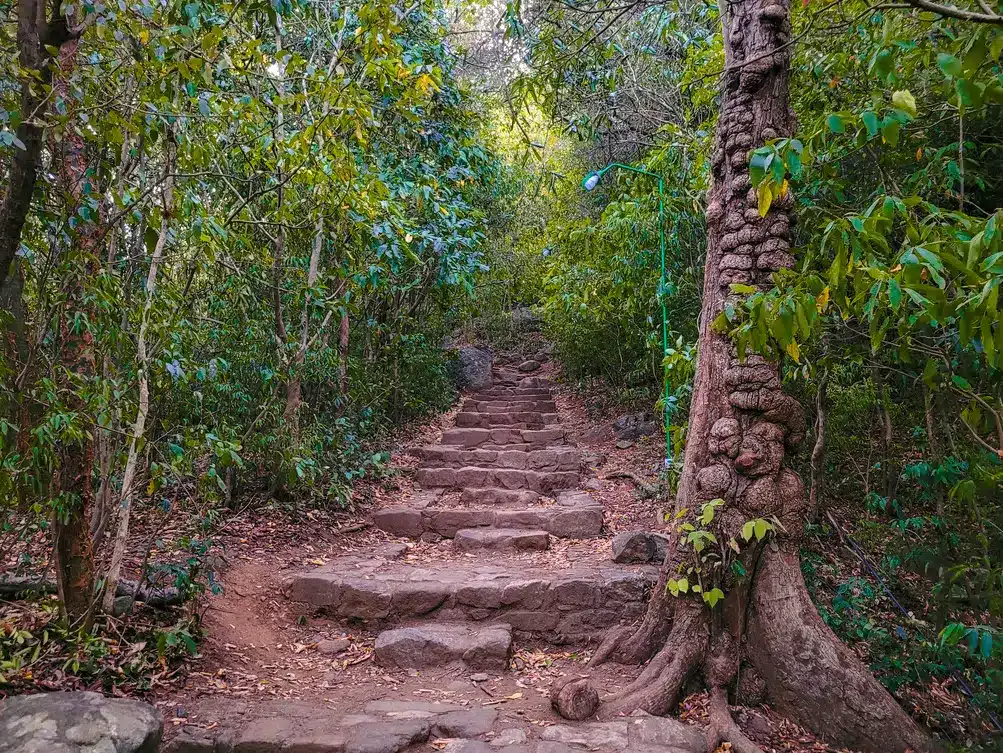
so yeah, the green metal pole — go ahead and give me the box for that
[658,179,671,467]
[582,163,672,467]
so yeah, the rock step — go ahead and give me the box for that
[470,388,552,399]
[461,399,559,413]
[454,412,559,429]
[374,622,512,669]
[373,490,602,538]
[460,488,540,506]
[285,550,655,639]
[440,427,566,448]
[417,446,580,471]
[494,374,552,389]
[170,701,705,753]
[415,466,578,492]
[168,699,501,753]
[453,528,549,552]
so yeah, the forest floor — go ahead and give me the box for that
[1,343,980,751]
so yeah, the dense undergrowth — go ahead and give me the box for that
[0,0,517,693]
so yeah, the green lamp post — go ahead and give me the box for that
[582,164,673,466]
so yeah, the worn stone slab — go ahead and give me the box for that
[285,552,655,639]
[440,428,566,449]
[418,447,580,472]
[415,467,578,493]
[463,400,558,413]
[375,623,512,669]
[471,388,553,399]
[374,499,601,539]
[454,412,560,429]
[453,528,549,552]
[459,488,541,506]
[167,699,499,753]
[0,691,162,753]
[539,714,704,752]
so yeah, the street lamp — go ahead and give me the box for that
[582,163,673,467]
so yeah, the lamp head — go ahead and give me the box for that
[582,171,601,192]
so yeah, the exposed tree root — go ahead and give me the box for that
[606,470,659,497]
[706,687,763,753]
[555,604,708,720]
[589,571,673,667]
[747,544,937,753]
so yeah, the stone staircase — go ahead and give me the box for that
[165,359,703,753]
[283,361,657,656]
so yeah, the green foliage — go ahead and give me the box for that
[0,0,507,679]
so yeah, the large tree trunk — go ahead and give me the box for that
[552,1,935,751]
[50,34,99,630]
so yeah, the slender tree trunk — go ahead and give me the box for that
[51,34,99,630]
[268,16,289,496]
[808,367,828,520]
[281,208,323,440]
[337,307,350,415]
[552,1,934,751]
[101,138,175,614]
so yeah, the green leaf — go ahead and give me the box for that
[754,519,771,541]
[956,79,983,109]
[982,316,996,366]
[981,631,994,658]
[936,53,962,78]
[887,278,902,310]
[952,374,972,391]
[891,90,917,117]
[703,588,725,608]
[758,183,773,217]
[677,577,689,594]
[742,520,755,542]
[861,111,879,138]
[881,120,900,146]
[749,150,771,185]
[826,114,845,134]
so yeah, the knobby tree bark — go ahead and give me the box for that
[552,1,935,751]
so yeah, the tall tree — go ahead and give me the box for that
[551,0,935,751]
[0,0,72,287]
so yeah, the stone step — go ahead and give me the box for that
[415,466,578,492]
[460,488,540,506]
[170,700,706,753]
[454,411,559,429]
[454,528,549,553]
[440,427,566,448]
[374,622,512,670]
[285,549,655,639]
[461,399,558,413]
[373,491,602,539]
[417,446,580,472]
[168,699,502,753]
[494,372,553,388]
[470,388,552,399]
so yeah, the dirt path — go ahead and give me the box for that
[156,353,844,753]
